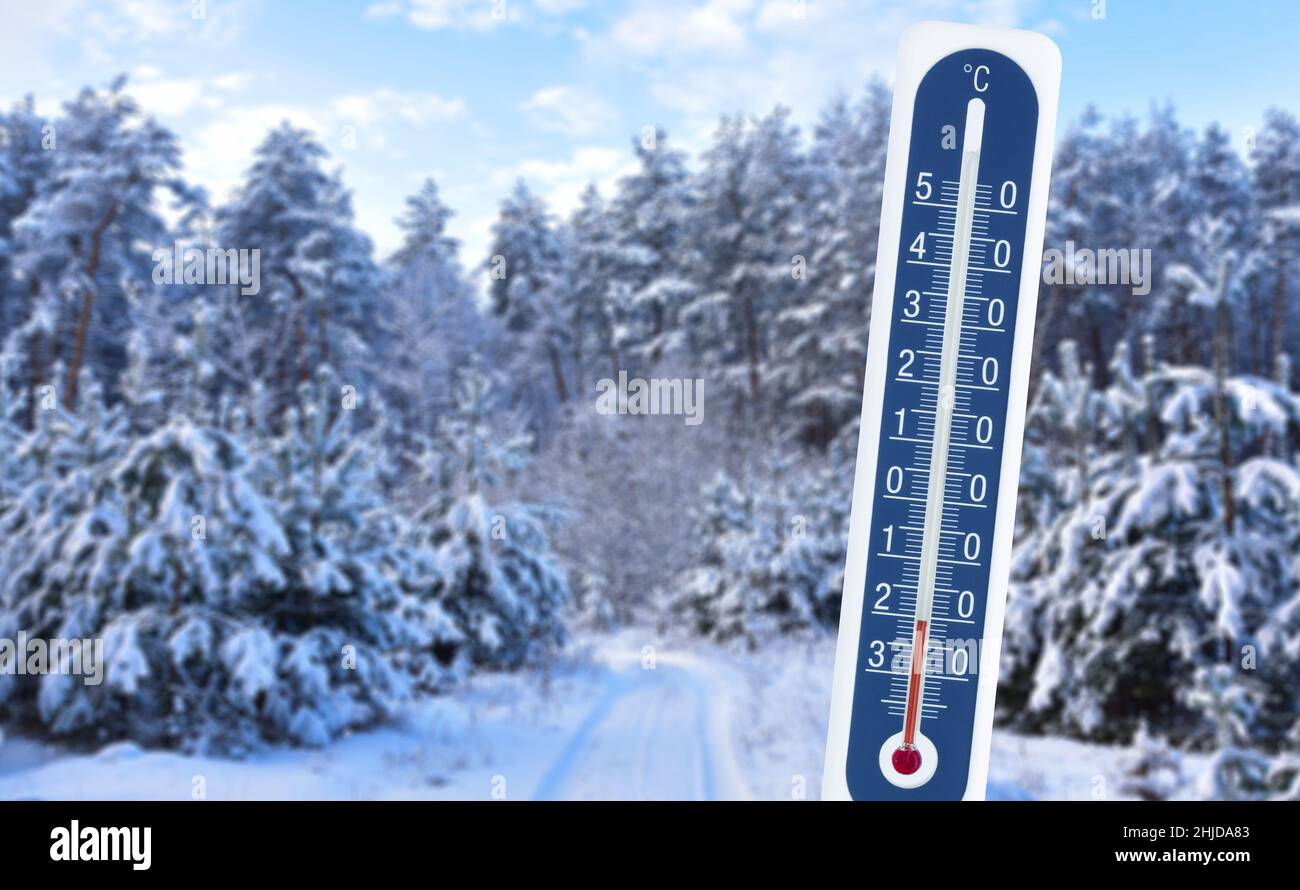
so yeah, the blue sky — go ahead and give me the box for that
[2,0,1299,271]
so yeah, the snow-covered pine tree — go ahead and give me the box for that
[0,325,33,510]
[565,184,625,394]
[1250,108,1300,378]
[1032,106,1197,392]
[247,369,437,744]
[0,370,126,723]
[609,128,696,369]
[7,79,193,412]
[412,364,571,669]
[485,181,572,424]
[773,457,851,631]
[685,108,812,423]
[1118,723,1187,800]
[0,353,434,751]
[672,473,757,642]
[0,364,294,749]
[768,83,889,449]
[1186,665,1271,799]
[1004,329,1300,747]
[386,178,486,446]
[215,124,383,424]
[671,457,849,645]
[0,95,54,346]
[291,175,387,383]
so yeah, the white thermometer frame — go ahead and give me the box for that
[822,20,1061,801]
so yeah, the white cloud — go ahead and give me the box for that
[603,0,755,59]
[130,77,206,116]
[367,0,586,28]
[127,66,254,117]
[491,145,635,217]
[364,0,404,19]
[0,0,253,90]
[84,0,191,40]
[172,81,467,224]
[332,88,466,127]
[72,0,248,49]
[521,85,618,136]
[366,0,515,30]
[593,0,1041,134]
[211,72,255,92]
[178,84,465,210]
[533,0,590,12]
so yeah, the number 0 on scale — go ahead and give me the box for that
[823,22,1060,800]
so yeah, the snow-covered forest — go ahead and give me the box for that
[1,75,1299,800]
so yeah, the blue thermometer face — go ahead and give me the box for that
[823,23,1060,801]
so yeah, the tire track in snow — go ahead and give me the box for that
[530,645,751,801]
[531,671,633,801]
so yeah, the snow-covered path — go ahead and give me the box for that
[532,646,751,800]
[0,632,1195,800]
[0,635,757,801]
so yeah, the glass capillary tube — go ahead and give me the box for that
[902,97,984,752]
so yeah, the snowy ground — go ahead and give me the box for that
[0,632,1203,800]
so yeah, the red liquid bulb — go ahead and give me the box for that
[892,744,922,776]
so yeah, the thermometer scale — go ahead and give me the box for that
[823,21,1060,800]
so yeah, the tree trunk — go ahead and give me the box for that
[1270,255,1288,379]
[26,280,44,430]
[1087,321,1109,389]
[279,269,311,417]
[1141,335,1162,454]
[649,301,665,364]
[1213,259,1236,536]
[743,288,761,408]
[64,199,124,409]
[547,340,570,404]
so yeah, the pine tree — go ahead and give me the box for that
[413,365,571,669]
[387,178,486,449]
[671,459,849,645]
[0,95,54,347]
[1033,106,1197,390]
[672,473,757,642]
[1005,336,1300,745]
[609,128,696,368]
[0,362,433,751]
[686,108,812,421]
[1187,665,1271,799]
[485,181,571,416]
[215,124,382,422]
[8,79,191,413]
[0,372,289,748]
[565,184,625,392]
[1118,724,1187,800]
[769,83,889,448]
[1251,109,1300,378]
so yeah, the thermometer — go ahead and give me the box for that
[823,21,1060,800]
